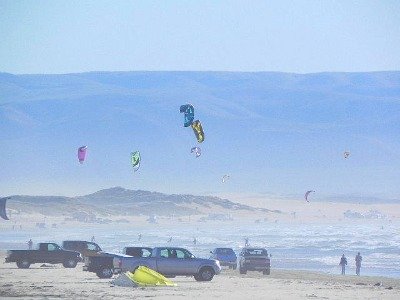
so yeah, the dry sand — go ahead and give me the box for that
[0,253,399,299]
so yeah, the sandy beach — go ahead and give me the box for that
[0,253,398,299]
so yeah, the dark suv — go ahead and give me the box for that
[239,247,271,275]
[62,241,102,258]
[210,248,237,269]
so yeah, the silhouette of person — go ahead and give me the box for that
[355,252,362,276]
[27,239,33,250]
[339,254,347,275]
[170,249,177,258]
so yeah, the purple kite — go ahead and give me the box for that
[78,146,87,164]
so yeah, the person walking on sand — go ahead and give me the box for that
[339,254,347,275]
[27,239,33,250]
[355,252,362,276]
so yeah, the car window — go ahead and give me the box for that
[87,243,97,251]
[183,249,194,259]
[217,248,234,254]
[48,244,58,251]
[175,249,186,259]
[245,249,267,256]
[142,249,152,257]
[160,249,169,258]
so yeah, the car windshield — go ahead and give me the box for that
[244,249,267,256]
[216,248,234,255]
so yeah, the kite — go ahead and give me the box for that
[191,120,204,143]
[179,104,194,127]
[78,146,87,164]
[304,190,315,202]
[131,151,141,172]
[191,147,201,158]
[0,197,10,220]
[222,175,230,183]
[344,151,350,159]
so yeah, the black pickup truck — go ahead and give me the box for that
[83,247,152,278]
[238,247,271,275]
[5,243,81,269]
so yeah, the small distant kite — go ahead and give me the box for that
[191,147,201,158]
[0,197,10,220]
[222,175,230,183]
[304,190,315,202]
[180,104,194,127]
[191,120,205,143]
[131,151,141,172]
[77,146,87,164]
[344,151,350,159]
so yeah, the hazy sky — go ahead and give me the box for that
[1,0,399,74]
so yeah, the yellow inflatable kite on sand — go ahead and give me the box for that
[126,266,177,286]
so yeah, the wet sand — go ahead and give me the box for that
[0,253,399,299]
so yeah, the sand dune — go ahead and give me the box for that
[0,253,398,299]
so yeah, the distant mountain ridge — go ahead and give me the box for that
[7,187,277,217]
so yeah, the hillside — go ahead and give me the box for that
[6,187,276,219]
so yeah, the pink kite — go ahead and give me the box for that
[78,146,87,164]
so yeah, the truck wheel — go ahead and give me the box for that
[239,267,247,274]
[96,268,113,279]
[263,268,270,275]
[194,267,215,281]
[17,259,30,269]
[63,259,77,268]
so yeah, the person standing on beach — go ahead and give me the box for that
[355,252,362,276]
[339,254,347,275]
[27,239,33,250]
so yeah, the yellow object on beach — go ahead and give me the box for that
[126,266,177,286]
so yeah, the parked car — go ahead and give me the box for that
[83,247,153,279]
[62,240,102,258]
[5,243,81,269]
[113,247,221,281]
[238,247,270,275]
[210,248,237,269]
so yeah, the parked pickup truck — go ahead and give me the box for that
[83,247,152,279]
[113,247,221,281]
[238,247,271,275]
[5,243,81,269]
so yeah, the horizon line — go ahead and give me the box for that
[1,69,400,76]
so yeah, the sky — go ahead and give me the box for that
[1,0,400,74]
[0,1,399,201]
[0,71,399,200]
